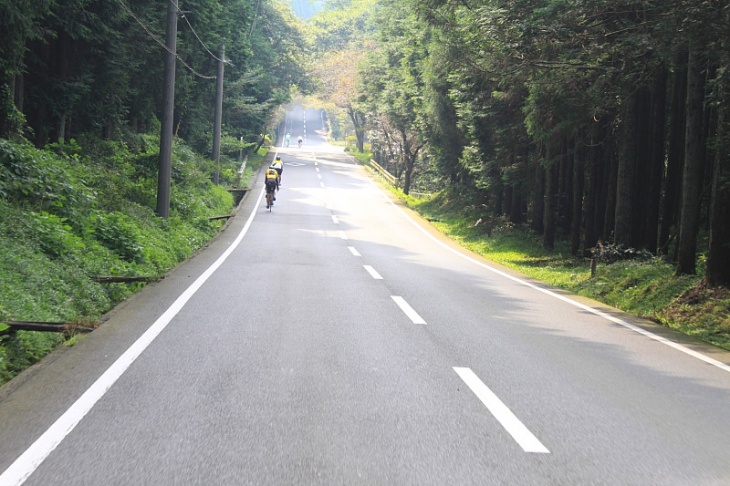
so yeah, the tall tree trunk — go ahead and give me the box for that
[706,103,730,286]
[584,120,607,252]
[706,10,730,287]
[531,146,545,234]
[645,68,668,254]
[603,145,619,243]
[14,74,24,111]
[571,143,585,256]
[633,87,653,249]
[509,148,525,224]
[347,105,365,153]
[543,142,556,250]
[559,138,573,237]
[660,49,688,257]
[614,90,639,247]
[676,46,706,275]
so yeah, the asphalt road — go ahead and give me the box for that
[1,106,730,485]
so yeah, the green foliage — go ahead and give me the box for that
[1,0,310,153]
[0,137,234,385]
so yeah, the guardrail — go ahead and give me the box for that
[369,160,397,185]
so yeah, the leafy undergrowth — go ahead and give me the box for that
[0,137,238,386]
[656,283,730,349]
[410,189,730,351]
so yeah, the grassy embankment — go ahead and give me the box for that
[0,136,266,386]
[351,150,730,352]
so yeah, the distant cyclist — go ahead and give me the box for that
[297,135,303,148]
[270,156,283,185]
[285,133,291,147]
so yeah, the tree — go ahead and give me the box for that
[308,0,376,151]
[314,49,367,151]
[357,0,429,194]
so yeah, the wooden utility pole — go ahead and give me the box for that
[156,0,179,218]
[213,44,225,185]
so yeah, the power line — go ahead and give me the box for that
[117,0,216,80]
[174,1,233,66]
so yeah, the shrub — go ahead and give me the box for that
[593,242,654,264]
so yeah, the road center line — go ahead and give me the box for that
[454,367,550,454]
[0,188,267,486]
[331,215,339,224]
[363,265,383,280]
[348,246,361,257]
[338,230,348,240]
[391,296,426,324]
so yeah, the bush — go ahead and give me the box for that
[593,242,654,264]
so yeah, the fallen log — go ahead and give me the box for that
[2,320,96,335]
[91,276,155,283]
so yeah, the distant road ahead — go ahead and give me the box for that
[1,106,730,485]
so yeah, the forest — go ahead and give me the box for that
[1,0,729,379]
[3,1,727,287]
[309,0,730,288]
[1,0,311,156]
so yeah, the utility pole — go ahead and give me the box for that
[213,44,225,185]
[156,0,179,218]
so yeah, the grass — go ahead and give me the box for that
[379,183,730,351]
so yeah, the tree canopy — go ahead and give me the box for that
[316,0,730,286]
[0,0,312,154]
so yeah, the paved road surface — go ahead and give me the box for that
[1,107,730,485]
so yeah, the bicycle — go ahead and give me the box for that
[265,188,275,211]
[265,169,278,211]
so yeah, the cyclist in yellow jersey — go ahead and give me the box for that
[265,168,279,191]
[265,168,278,208]
[270,156,283,185]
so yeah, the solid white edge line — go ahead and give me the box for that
[391,296,426,325]
[369,182,730,374]
[0,188,267,486]
[454,367,550,454]
[348,246,361,257]
[363,265,383,280]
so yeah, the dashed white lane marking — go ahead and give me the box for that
[454,367,550,454]
[320,182,325,188]
[0,188,268,486]
[348,246,361,257]
[338,231,348,240]
[363,265,383,280]
[331,215,339,224]
[317,174,322,180]
[371,183,730,374]
[391,296,426,325]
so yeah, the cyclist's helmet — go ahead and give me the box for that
[275,156,282,160]
[266,168,278,176]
